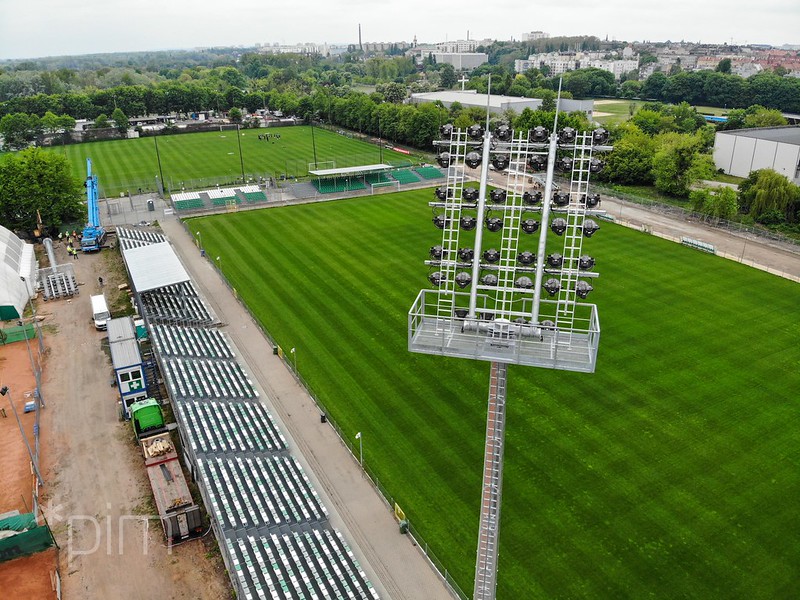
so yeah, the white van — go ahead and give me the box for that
[90,294,111,330]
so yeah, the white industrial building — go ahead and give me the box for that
[409,90,594,118]
[432,53,488,70]
[714,127,800,183]
[0,224,38,321]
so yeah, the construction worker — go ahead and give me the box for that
[71,247,79,260]
[66,243,73,255]
[58,231,63,242]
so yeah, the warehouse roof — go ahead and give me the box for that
[720,126,800,145]
[123,242,190,293]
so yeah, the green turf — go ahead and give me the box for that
[44,127,414,196]
[188,190,799,599]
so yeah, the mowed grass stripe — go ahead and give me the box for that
[43,126,414,196]
[189,189,799,599]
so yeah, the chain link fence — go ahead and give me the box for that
[592,182,800,248]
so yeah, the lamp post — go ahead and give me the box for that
[196,230,203,254]
[290,347,297,373]
[216,255,221,271]
[236,124,246,183]
[355,431,363,466]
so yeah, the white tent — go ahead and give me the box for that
[0,225,37,321]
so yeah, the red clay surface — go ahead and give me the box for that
[0,339,54,599]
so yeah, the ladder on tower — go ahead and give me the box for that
[435,130,468,321]
[556,132,594,330]
[473,361,508,600]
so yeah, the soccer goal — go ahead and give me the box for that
[370,180,400,194]
[309,160,336,172]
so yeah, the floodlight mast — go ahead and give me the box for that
[409,75,608,600]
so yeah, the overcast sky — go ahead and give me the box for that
[1,0,798,60]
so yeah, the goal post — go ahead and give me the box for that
[309,160,336,172]
[370,180,400,195]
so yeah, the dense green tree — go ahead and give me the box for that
[652,133,715,196]
[93,113,110,128]
[228,107,242,123]
[111,107,129,133]
[439,64,457,89]
[377,82,407,104]
[0,112,41,149]
[641,72,668,99]
[599,129,657,184]
[690,187,738,219]
[0,148,83,232]
[715,58,732,74]
[743,169,800,223]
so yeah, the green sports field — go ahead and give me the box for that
[188,190,799,598]
[46,126,415,196]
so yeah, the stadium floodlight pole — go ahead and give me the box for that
[153,135,165,194]
[378,114,384,163]
[355,431,363,466]
[236,124,246,183]
[468,75,493,318]
[311,122,319,169]
[531,78,564,326]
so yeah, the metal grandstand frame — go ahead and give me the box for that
[408,85,611,600]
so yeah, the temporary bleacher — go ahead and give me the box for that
[162,357,258,400]
[208,187,242,206]
[121,272,381,599]
[239,184,268,203]
[116,227,167,251]
[150,324,234,360]
[391,169,421,184]
[413,166,445,180]
[176,400,286,459]
[364,173,390,185]
[198,454,328,530]
[172,191,205,211]
[226,529,380,600]
[139,281,216,326]
[314,177,368,194]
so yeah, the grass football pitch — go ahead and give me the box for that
[46,126,415,196]
[188,190,799,598]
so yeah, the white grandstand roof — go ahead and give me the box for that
[123,242,190,293]
[309,164,393,177]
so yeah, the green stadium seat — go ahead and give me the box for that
[392,170,420,184]
[414,166,445,180]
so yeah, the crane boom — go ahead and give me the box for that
[80,158,106,252]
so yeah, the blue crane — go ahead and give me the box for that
[80,158,106,252]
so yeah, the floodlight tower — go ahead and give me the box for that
[408,92,611,600]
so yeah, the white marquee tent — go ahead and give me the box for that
[0,224,37,321]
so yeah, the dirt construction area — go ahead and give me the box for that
[0,240,229,600]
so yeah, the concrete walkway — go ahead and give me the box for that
[157,216,455,600]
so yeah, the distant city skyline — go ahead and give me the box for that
[0,0,798,60]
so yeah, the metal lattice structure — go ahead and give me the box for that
[409,102,611,600]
